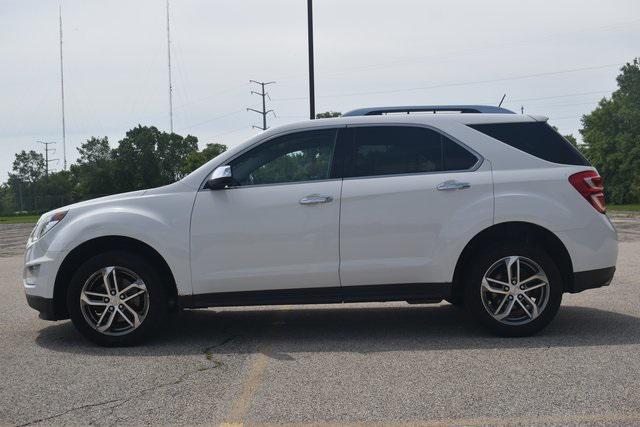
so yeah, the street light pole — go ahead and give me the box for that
[307,0,315,120]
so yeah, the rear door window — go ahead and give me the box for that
[345,126,478,178]
[468,122,589,166]
[443,137,478,170]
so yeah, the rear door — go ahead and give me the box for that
[339,124,494,290]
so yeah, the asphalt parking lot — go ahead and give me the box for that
[1,215,639,426]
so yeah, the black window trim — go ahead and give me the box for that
[198,125,346,190]
[198,122,483,190]
[340,123,483,181]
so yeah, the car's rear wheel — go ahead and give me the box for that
[67,251,168,346]
[464,245,563,336]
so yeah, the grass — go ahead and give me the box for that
[608,204,640,212]
[0,215,40,224]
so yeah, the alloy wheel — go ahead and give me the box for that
[480,256,550,326]
[79,266,149,336]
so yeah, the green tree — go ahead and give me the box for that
[71,136,114,197]
[563,133,578,148]
[110,126,204,192]
[181,143,227,175]
[77,136,111,164]
[1,125,229,212]
[580,59,640,204]
[551,126,581,150]
[316,111,341,119]
[0,183,16,215]
[38,170,76,210]
[112,126,164,192]
[10,150,45,184]
[8,150,45,211]
[157,133,199,182]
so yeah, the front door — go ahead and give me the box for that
[190,128,342,297]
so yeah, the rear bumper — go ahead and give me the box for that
[570,266,615,294]
[25,294,58,320]
[554,214,618,273]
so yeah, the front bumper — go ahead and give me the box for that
[25,294,59,320]
[24,242,65,320]
[570,266,616,293]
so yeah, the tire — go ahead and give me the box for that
[463,244,563,337]
[66,251,168,346]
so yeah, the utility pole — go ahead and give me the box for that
[38,141,58,178]
[17,181,23,212]
[307,0,315,120]
[58,5,67,170]
[248,80,276,130]
[166,0,174,133]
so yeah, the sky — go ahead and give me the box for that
[1,0,639,181]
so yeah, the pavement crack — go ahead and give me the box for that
[17,398,125,426]
[203,335,236,360]
[20,346,229,426]
[103,353,226,422]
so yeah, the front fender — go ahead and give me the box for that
[47,191,194,296]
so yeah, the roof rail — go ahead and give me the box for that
[342,105,515,116]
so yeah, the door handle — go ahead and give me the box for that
[299,194,333,205]
[436,180,471,191]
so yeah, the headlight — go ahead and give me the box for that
[27,210,69,247]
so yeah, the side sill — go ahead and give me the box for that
[179,283,451,309]
[570,266,615,294]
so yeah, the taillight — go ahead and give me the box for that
[568,170,606,213]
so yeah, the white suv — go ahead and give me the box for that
[23,105,618,346]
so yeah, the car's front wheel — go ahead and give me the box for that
[66,251,168,346]
[464,245,563,337]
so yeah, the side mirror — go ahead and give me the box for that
[204,165,233,190]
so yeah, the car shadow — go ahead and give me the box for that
[35,303,640,358]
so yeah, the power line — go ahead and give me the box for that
[210,126,252,139]
[269,18,640,83]
[171,84,247,111]
[38,141,58,177]
[272,63,622,101]
[549,115,585,121]
[516,100,602,110]
[247,80,276,130]
[177,110,244,132]
[509,89,612,103]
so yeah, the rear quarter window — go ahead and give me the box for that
[468,122,589,166]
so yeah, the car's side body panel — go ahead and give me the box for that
[190,180,342,294]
